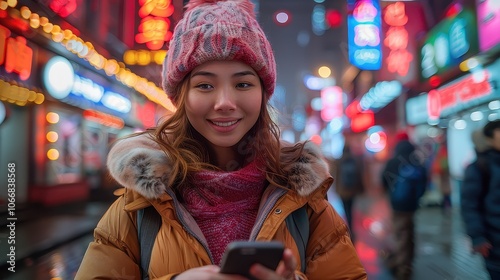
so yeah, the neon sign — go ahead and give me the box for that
[347,0,382,70]
[0,25,33,80]
[419,8,478,81]
[44,56,132,115]
[138,0,174,18]
[83,109,124,130]
[383,2,412,76]
[351,111,374,133]
[427,71,492,119]
[320,86,343,122]
[135,0,174,50]
[49,0,77,18]
[359,80,402,111]
[476,0,500,52]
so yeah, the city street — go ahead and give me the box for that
[0,189,490,280]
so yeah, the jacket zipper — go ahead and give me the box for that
[165,188,215,264]
[249,187,288,240]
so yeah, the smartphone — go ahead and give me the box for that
[219,241,285,279]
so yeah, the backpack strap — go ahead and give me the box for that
[137,206,162,280]
[286,205,309,274]
[137,205,310,276]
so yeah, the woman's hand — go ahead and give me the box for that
[174,248,298,280]
[248,248,298,280]
[173,265,247,280]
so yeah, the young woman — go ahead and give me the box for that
[76,0,366,279]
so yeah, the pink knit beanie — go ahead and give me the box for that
[162,0,276,104]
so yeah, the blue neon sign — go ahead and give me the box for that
[347,0,382,70]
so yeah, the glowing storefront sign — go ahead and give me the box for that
[44,56,132,115]
[419,9,478,80]
[49,0,77,18]
[72,75,104,103]
[320,86,343,122]
[405,94,429,125]
[83,109,124,130]
[351,111,374,133]
[476,0,500,52]
[0,25,33,80]
[427,71,492,119]
[348,0,382,70]
[43,56,75,99]
[359,80,402,110]
[101,91,131,114]
[135,0,174,50]
[383,2,412,76]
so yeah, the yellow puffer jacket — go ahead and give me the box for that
[75,135,367,279]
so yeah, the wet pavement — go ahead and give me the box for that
[0,201,111,279]
[0,189,491,279]
[1,234,94,280]
[327,187,490,280]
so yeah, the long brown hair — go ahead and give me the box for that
[142,75,306,190]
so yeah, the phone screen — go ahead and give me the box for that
[219,241,285,279]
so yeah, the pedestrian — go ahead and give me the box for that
[331,144,364,241]
[75,0,367,279]
[432,142,452,214]
[461,121,500,280]
[381,136,428,280]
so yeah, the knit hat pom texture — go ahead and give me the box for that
[162,0,276,104]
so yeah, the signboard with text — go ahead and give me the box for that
[378,1,427,87]
[419,8,479,81]
[347,0,382,70]
[476,0,500,52]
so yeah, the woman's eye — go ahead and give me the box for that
[195,83,213,90]
[236,82,252,88]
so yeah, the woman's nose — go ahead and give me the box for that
[214,86,236,111]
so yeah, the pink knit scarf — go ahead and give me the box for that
[180,159,266,265]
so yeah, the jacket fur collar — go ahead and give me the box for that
[107,134,331,199]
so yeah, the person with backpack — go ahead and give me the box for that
[332,144,364,240]
[75,1,366,279]
[461,121,500,280]
[381,136,428,280]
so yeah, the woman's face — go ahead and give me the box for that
[185,60,263,149]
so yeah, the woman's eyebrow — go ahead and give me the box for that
[191,70,257,78]
[191,71,215,78]
[232,71,257,77]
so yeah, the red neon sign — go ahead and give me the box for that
[383,2,408,26]
[0,25,10,65]
[427,71,492,119]
[0,25,33,81]
[135,17,173,50]
[83,109,124,130]
[345,99,362,118]
[136,0,174,50]
[351,110,374,133]
[139,0,174,18]
[49,0,77,18]
[383,2,412,77]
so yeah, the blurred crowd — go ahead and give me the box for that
[328,119,500,280]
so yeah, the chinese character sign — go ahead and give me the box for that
[135,0,174,50]
[347,0,382,70]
